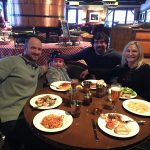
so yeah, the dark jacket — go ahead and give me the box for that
[62,47,121,80]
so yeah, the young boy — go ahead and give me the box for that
[46,51,71,85]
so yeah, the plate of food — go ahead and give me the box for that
[123,99,150,116]
[120,87,137,99]
[50,81,71,91]
[81,79,97,89]
[33,109,73,132]
[98,113,140,138]
[30,94,62,109]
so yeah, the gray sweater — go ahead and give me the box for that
[46,66,71,85]
[0,56,43,123]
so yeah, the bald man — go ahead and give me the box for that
[0,37,47,150]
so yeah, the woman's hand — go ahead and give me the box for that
[80,69,89,79]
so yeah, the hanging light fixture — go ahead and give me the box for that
[102,0,119,8]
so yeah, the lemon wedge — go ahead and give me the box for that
[76,85,83,90]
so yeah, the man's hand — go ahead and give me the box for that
[41,64,48,73]
[80,69,89,79]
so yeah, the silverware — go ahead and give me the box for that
[121,120,146,125]
[91,119,99,142]
[50,84,60,89]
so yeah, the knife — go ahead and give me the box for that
[91,119,99,142]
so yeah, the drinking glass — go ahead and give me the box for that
[83,81,91,93]
[70,100,82,118]
[110,83,122,110]
[71,79,79,89]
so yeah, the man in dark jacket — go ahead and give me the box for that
[62,32,121,81]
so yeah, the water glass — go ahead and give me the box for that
[83,81,91,93]
[70,100,82,118]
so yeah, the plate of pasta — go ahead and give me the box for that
[123,99,150,116]
[33,109,73,132]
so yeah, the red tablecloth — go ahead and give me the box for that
[0,41,91,65]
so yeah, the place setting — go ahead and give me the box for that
[97,113,140,138]
[50,81,71,92]
[30,94,63,109]
[122,99,150,116]
[33,109,73,132]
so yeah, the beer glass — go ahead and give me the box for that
[110,83,122,110]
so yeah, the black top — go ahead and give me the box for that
[118,64,150,101]
[91,63,150,101]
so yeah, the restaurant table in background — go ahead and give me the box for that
[0,41,90,65]
[24,87,150,150]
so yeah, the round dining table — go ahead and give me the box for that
[23,87,150,150]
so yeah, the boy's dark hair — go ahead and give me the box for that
[91,32,109,47]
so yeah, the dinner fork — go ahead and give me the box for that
[122,120,146,125]
[50,84,60,89]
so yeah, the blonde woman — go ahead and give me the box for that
[116,41,150,100]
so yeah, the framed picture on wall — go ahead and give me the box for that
[89,12,100,22]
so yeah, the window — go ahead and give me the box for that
[105,10,114,27]
[126,10,134,24]
[105,9,135,27]
[114,10,126,25]
[66,8,83,24]
[67,9,76,24]
[146,10,150,22]
[78,9,84,24]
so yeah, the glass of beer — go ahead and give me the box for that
[110,83,122,110]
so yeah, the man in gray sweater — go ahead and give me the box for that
[0,37,47,150]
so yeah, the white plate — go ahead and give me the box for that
[98,113,140,138]
[33,109,73,132]
[123,99,150,116]
[108,87,137,99]
[30,94,62,109]
[81,79,97,89]
[120,87,137,99]
[50,81,71,91]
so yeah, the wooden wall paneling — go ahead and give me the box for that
[140,41,150,56]
[110,26,150,57]
[110,27,133,52]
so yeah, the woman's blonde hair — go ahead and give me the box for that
[121,41,144,69]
